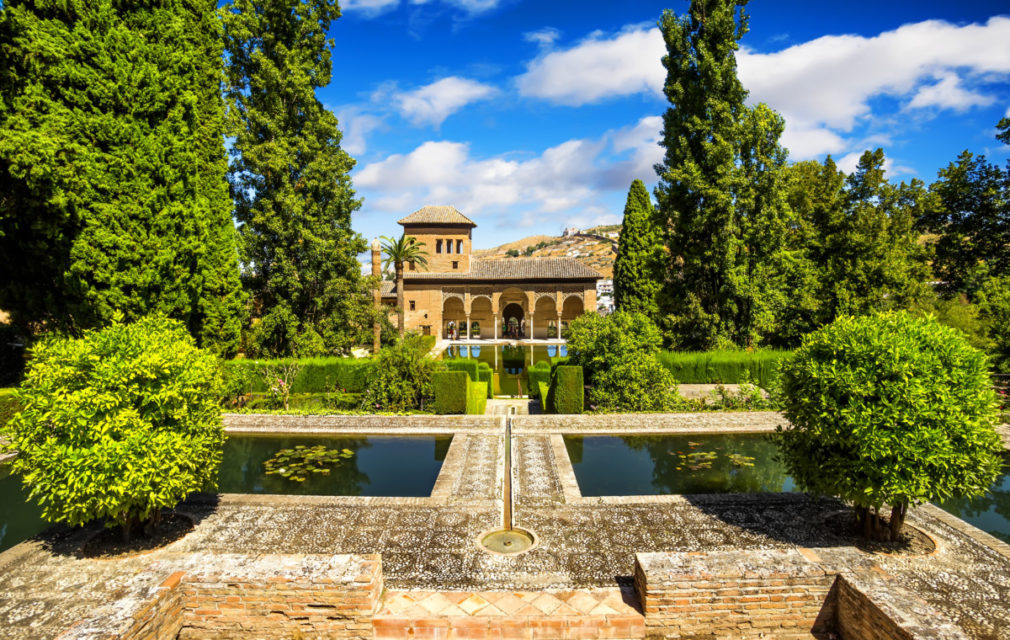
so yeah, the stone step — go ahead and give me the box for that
[373,588,645,639]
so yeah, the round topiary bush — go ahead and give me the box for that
[3,316,224,540]
[776,311,1003,541]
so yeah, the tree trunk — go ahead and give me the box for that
[396,263,405,337]
[889,501,907,539]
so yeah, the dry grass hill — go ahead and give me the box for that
[474,224,620,278]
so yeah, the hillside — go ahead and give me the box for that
[474,224,620,278]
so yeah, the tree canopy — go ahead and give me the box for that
[613,179,662,317]
[223,0,367,357]
[0,0,244,355]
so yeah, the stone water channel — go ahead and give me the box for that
[1,412,1010,639]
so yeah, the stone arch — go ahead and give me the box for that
[470,296,493,339]
[501,302,525,339]
[443,296,466,339]
[533,295,558,340]
[560,295,584,336]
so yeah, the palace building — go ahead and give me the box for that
[377,206,601,340]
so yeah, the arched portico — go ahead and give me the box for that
[533,295,558,340]
[443,296,466,339]
[560,295,584,338]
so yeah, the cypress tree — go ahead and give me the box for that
[223,0,367,357]
[0,0,244,355]
[654,0,794,348]
[613,179,662,316]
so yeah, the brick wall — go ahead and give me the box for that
[834,573,969,640]
[59,554,382,640]
[634,549,836,639]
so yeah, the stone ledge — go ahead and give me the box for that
[512,411,786,434]
[223,412,505,434]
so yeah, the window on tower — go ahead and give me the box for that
[435,239,442,253]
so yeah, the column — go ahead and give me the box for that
[557,313,563,340]
[465,314,471,341]
[494,315,499,340]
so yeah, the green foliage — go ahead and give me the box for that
[506,249,520,258]
[0,0,245,355]
[433,371,468,414]
[587,351,680,412]
[2,317,224,533]
[263,445,353,482]
[550,366,584,414]
[655,1,796,349]
[656,350,791,389]
[922,150,1010,297]
[776,312,1002,539]
[977,275,1010,373]
[907,294,989,352]
[537,381,550,408]
[701,383,773,411]
[0,387,18,426]
[224,0,367,357]
[613,179,662,317]
[361,334,437,412]
[566,311,678,411]
[444,359,479,383]
[466,377,487,415]
[222,357,374,395]
[477,363,493,399]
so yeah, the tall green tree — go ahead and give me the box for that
[223,0,366,357]
[821,149,930,316]
[654,0,794,349]
[613,179,662,316]
[921,125,1010,297]
[0,0,244,355]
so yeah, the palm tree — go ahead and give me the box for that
[381,235,429,337]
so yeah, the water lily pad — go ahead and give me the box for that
[263,445,355,482]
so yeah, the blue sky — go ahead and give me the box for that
[323,0,1010,250]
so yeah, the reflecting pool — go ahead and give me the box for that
[442,343,567,396]
[937,468,1010,544]
[218,435,451,497]
[564,434,795,495]
[0,435,451,553]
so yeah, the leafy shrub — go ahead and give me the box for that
[222,357,374,394]
[2,317,224,538]
[776,311,1003,541]
[567,311,677,411]
[656,349,791,389]
[0,387,19,426]
[537,381,550,408]
[466,377,487,415]
[433,371,468,414]
[977,275,1010,373]
[702,383,773,411]
[550,365,584,414]
[587,351,680,412]
[361,334,438,412]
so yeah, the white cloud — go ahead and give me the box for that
[524,27,561,49]
[354,116,659,227]
[343,0,500,15]
[906,72,995,111]
[336,108,385,156]
[516,26,664,105]
[341,0,399,16]
[516,17,1010,160]
[394,77,498,127]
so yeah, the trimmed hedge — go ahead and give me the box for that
[444,359,479,383]
[466,378,487,415]
[527,361,552,399]
[433,370,468,414]
[223,357,374,394]
[550,365,584,414]
[656,350,792,389]
[477,363,493,399]
[537,381,550,408]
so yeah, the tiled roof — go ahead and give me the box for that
[380,281,396,297]
[403,257,601,281]
[398,206,477,227]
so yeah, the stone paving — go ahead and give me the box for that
[1,414,1009,639]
